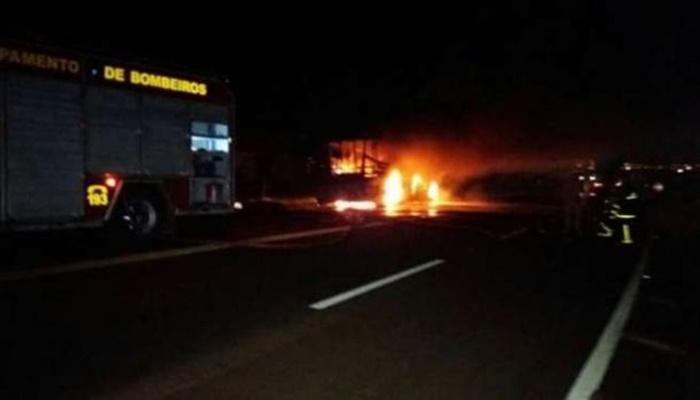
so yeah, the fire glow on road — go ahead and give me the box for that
[333,200,377,212]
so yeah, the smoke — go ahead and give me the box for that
[369,94,648,204]
[378,121,629,202]
[376,92,640,182]
[380,133,584,180]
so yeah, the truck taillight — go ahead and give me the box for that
[104,175,118,188]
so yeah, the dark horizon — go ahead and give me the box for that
[4,4,700,162]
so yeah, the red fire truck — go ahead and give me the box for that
[0,41,236,235]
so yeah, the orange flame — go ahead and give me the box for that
[383,169,405,208]
[427,181,440,202]
[410,173,423,195]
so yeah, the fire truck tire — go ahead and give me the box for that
[112,187,172,237]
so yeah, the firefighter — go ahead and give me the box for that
[596,166,642,245]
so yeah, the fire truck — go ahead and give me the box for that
[0,41,236,235]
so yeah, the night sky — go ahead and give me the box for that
[4,3,700,161]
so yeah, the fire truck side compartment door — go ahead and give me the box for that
[6,74,84,220]
[86,87,140,174]
[141,95,189,176]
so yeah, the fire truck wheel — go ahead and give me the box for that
[113,189,170,237]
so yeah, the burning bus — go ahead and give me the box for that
[318,138,442,214]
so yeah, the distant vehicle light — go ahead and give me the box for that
[233,201,243,210]
[334,199,377,212]
[685,164,693,171]
[652,182,664,192]
[578,175,585,181]
[614,180,623,187]
[592,181,604,189]
[104,175,118,188]
[589,175,597,181]
[677,168,685,174]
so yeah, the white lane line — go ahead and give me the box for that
[0,222,387,282]
[622,333,687,357]
[499,227,528,240]
[309,259,445,310]
[565,242,651,400]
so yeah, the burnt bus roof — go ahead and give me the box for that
[0,40,233,105]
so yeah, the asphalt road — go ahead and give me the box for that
[0,207,644,399]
